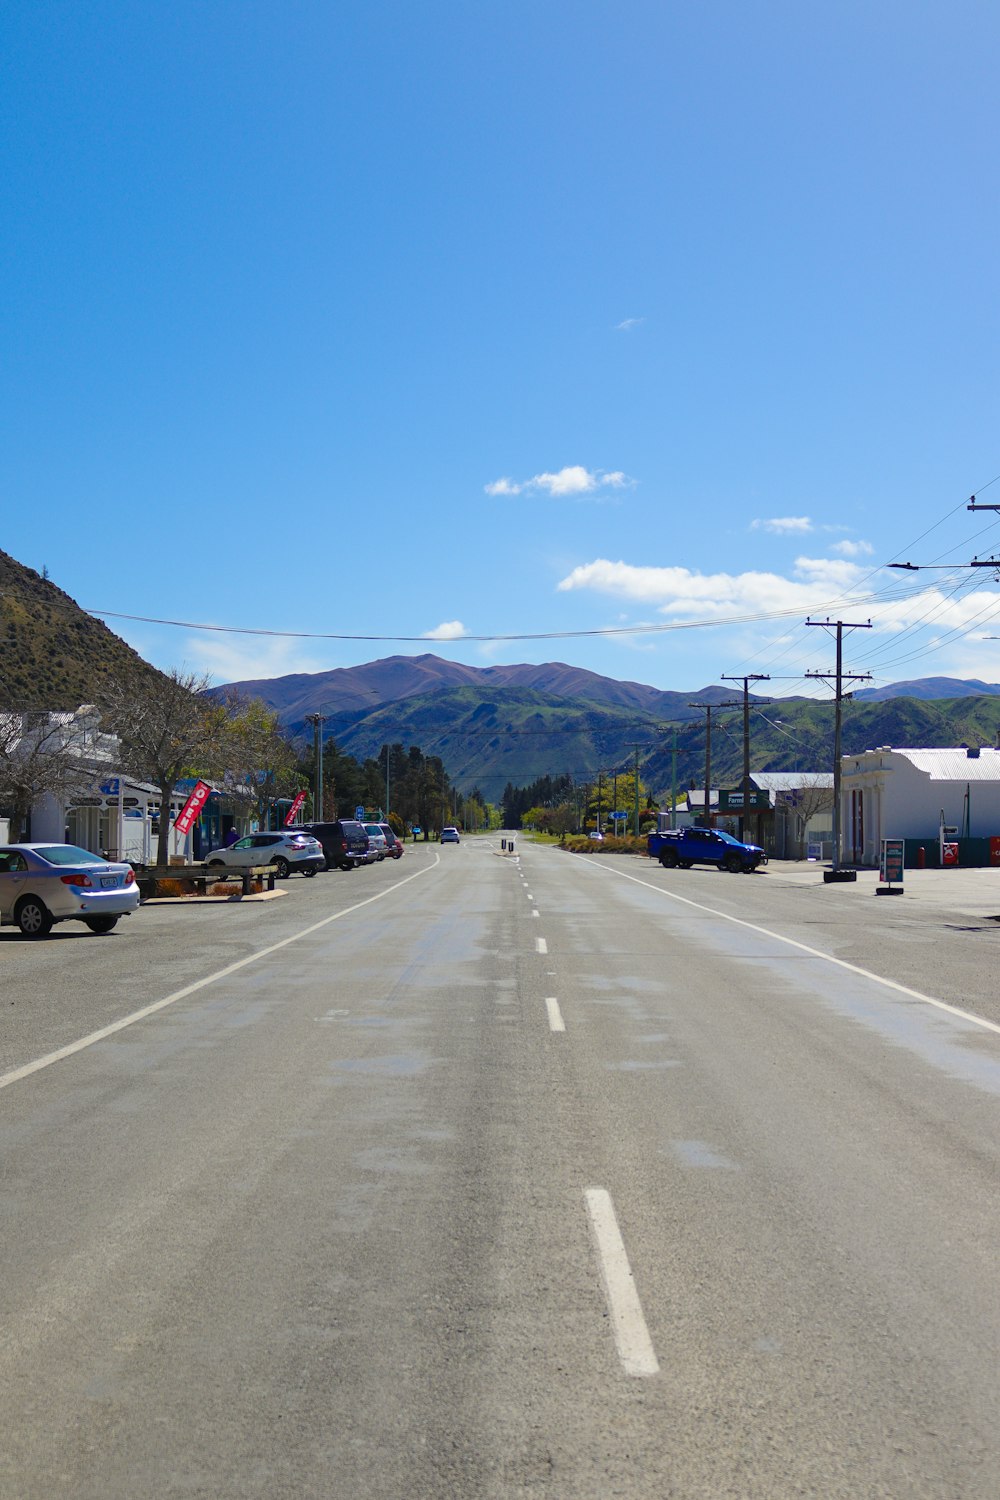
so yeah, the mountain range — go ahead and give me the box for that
[216,655,1000,802]
[5,544,1000,804]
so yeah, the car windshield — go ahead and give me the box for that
[364,826,383,836]
[34,844,107,866]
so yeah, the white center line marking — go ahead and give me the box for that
[545,997,566,1032]
[0,856,443,1094]
[584,1188,659,1378]
[536,937,548,954]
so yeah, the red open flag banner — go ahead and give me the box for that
[174,779,212,837]
[284,790,307,827]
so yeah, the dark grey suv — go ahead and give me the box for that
[296,820,371,872]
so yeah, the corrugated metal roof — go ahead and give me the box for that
[887,748,1000,781]
[751,771,834,792]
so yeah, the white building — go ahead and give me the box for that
[839,746,1000,866]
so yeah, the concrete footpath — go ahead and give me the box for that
[762,858,1000,920]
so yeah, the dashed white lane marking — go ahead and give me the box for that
[584,1188,659,1378]
[526,893,533,900]
[536,937,548,954]
[532,909,540,918]
[545,997,566,1032]
[582,860,1000,1039]
[0,856,444,1094]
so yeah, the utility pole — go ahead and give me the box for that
[597,770,603,834]
[805,619,872,874]
[689,701,741,828]
[721,674,771,840]
[304,713,326,822]
[633,743,641,837]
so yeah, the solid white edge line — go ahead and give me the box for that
[584,1188,659,1378]
[545,997,566,1032]
[576,859,1000,1038]
[0,855,443,1094]
[536,936,548,954]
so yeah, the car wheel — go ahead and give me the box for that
[15,897,53,939]
[340,861,354,872]
[84,915,119,934]
[272,857,291,879]
[376,852,385,862]
[208,859,226,869]
[659,850,678,868]
[724,853,743,873]
[302,867,317,877]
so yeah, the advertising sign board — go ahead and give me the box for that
[879,838,905,886]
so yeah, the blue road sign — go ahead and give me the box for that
[355,805,365,821]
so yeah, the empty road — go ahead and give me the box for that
[2,839,1000,1497]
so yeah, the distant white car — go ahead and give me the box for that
[0,843,140,938]
[205,831,324,878]
[440,827,460,844]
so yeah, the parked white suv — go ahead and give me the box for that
[205,831,324,878]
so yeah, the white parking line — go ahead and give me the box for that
[545,997,566,1032]
[584,1188,659,1377]
[536,937,548,954]
[0,856,443,1094]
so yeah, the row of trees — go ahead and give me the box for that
[1,662,495,866]
[503,769,657,833]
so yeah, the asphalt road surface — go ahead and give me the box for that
[3,839,1000,1498]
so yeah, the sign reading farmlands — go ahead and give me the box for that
[284,790,307,826]
[719,789,770,811]
[173,779,212,837]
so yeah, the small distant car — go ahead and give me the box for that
[364,825,388,861]
[588,830,604,841]
[378,823,404,858]
[0,843,140,938]
[205,831,324,878]
[440,827,460,844]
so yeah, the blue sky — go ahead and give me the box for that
[4,1,1000,698]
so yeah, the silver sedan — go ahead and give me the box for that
[0,843,141,938]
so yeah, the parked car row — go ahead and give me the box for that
[0,820,411,939]
[204,820,406,876]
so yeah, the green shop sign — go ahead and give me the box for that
[719,789,770,811]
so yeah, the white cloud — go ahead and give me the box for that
[530,465,600,496]
[615,317,645,331]
[554,558,1000,652]
[555,556,869,617]
[182,632,329,686]
[423,620,466,640]
[831,538,875,557]
[486,465,634,499]
[750,516,813,534]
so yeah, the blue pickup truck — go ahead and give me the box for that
[647,826,766,873]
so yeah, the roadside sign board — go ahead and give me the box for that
[880,838,904,885]
[720,790,770,811]
[355,805,365,821]
[99,778,120,796]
